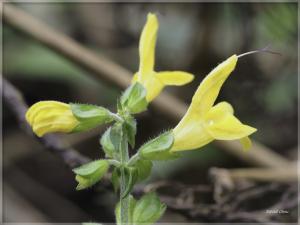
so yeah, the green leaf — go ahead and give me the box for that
[133,192,166,225]
[121,83,148,114]
[70,103,113,132]
[123,115,137,148]
[111,167,120,193]
[115,195,136,225]
[133,159,153,182]
[73,160,109,190]
[121,166,138,199]
[100,124,122,159]
[115,193,165,225]
[139,131,179,160]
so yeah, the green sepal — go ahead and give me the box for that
[120,82,148,114]
[138,131,179,160]
[100,124,122,159]
[121,166,138,199]
[70,103,113,132]
[123,115,137,148]
[115,195,136,225]
[132,159,152,182]
[133,192,166,225]
[73,160,109,190]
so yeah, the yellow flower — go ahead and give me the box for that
[132,13,194,102]
[171,55,257,152]
[25,101,79,137]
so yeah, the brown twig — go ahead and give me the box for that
[214,140,291,168]
[210,165,298,184]
[2,4,291,168]
[227,165,298,182]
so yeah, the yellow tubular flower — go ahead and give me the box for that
[26,101,79,137]
[171,55,257,152]
[133,13,194,102]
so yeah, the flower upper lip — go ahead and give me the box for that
[132,13,194,102]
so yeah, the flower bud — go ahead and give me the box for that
[25,101,79,137]
[26,101,114,137]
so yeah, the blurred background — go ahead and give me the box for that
[3,2,298,224]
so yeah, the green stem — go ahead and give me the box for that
[120,128,129,225]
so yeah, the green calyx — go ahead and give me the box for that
[73,160,109,190]
[70,103,114,132]
[120,82,148,114]
[100,124,123,160]
[138,131,179,160]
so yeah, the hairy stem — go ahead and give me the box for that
[120,128,130,225]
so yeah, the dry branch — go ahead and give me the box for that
[209,166,298,185]
[226,165,298,183]
[214,140,291,168]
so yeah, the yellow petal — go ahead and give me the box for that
[156,71,194,85]
[32,109,68,124]
[143,72,165,102]
[26,101,79,137]
[240,136,252,150]
[26,101,69,124]
[171,108,213,152]
[133,70,194,102]
[206,112,257,140]
[138,13,158,81]
[32,109,77,136]
[190,55,238,117]
[204,101,234,123]
[132,72,165,102]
